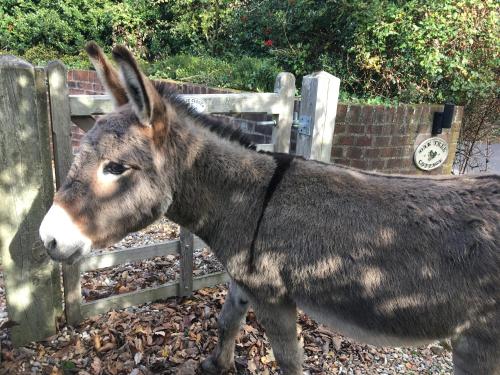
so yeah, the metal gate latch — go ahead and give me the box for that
[294,115,312,136]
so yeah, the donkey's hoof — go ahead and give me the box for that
[200,356,235,374]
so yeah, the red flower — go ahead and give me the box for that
[264,40,273,47]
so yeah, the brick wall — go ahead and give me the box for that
[67,70,106,94]
[68,69,238,95]
[67,70,106,152]
[331,104,462,174]
[68,69,462,174]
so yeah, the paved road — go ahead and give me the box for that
[489,143,500,173]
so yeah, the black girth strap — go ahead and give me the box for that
[248,153,294,272]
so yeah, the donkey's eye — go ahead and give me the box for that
[103,162,128,175]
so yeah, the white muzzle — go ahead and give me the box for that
[39,204,92,264]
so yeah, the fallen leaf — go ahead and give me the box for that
[134,351,143,365]
[91,356,102,375]
[118,286,130,294]
[160,345,170,358]
[93,334,102,351]
[175,358,197,375]
[260,350,275,365]
[247,359,258,373]
[50,366,63,375]
[98,342,116,352]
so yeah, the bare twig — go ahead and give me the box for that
[454,98,499,174]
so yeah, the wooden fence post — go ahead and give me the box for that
[46,61,83,326]
[296,71,340,162]
[47,61,73,187]
[179,227,194,297]
[0,56,63,345]
[273,73,296,153]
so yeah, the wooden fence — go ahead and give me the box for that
[0,56,339,345]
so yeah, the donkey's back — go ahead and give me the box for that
[248,161,499,374]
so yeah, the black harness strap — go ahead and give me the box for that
[248,153,294,272]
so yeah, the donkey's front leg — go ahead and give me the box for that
[201,281,249,374]
[253,300,303,375]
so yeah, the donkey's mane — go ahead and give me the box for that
[153,81,256,150]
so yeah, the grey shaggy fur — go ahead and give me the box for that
[43,44,500,375]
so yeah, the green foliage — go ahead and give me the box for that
[0,0,108,55]
[60,360,76,370]
[338,92,400,107]
[1,0,497,103]
[227,0,498,104]
[144,0,239,56]
[146,54,281,92]
[20,45,93,69]
[346,0,499,104]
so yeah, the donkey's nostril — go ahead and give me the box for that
[47,238,57,251]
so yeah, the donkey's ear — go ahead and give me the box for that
[85,41,128,107]
[111,45,168,142]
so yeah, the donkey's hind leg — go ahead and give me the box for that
[201,281,249,374]
[253,300,303,375]
[452,316,500,375]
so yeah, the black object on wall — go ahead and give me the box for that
[432,103,455,135]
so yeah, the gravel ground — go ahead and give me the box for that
[0,218,453,374]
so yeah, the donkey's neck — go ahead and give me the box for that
[165,121,276,263]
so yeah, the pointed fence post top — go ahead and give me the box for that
[0,55,32,69]
[47,60,68,91]
[274,72,296,97]
[307,70,339,81]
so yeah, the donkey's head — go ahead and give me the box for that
[40,43,175,263]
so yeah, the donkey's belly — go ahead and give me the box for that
[297,301,434,347]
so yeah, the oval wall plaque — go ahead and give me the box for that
[414,137,449,171]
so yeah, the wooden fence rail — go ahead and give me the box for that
[0,56,339,344]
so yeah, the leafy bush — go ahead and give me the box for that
[21,46,94,70]
[345,0,498,104]
[227,0,499,104]
[1,0,497,103]
[0,0,163,58]
[3,44,280,92]
[0,0,109,55]
[147,54,281,92]
[143,0,239,56]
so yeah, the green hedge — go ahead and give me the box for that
[1,0,498,103]
[146,54,281,92]
[226,0,498,104]
[0,0,109,55]
[6,49,281,93]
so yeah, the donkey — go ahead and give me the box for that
[39,43,499,375]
